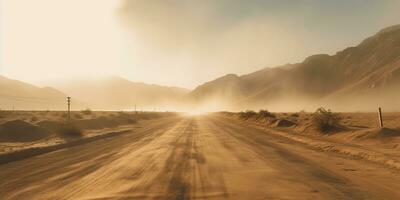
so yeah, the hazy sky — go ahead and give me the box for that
[1,0,400,89]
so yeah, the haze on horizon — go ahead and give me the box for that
[1,0,400,89]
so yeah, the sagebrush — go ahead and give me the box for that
[312,107,341,133]
[59,123,83,138]
[258,109,276,118]
[239,110,257,119]
[81,109,92,115]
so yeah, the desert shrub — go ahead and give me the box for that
[275,119,296,127]
[290,113,300,117]
[258,110,276,118]
[59,123,83,138]
[74,113,83,119]
[61,112,67,118]
[81,109,92,115]
[312,107,341,133]
[239,110,257,119]
[30,116,39,122]
[0,110,8,118]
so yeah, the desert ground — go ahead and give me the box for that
[0,111,400,199]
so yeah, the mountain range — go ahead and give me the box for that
[0,75,68,110]
[52,76,189,111]
[1,24,400,111]
[185,24,400,111]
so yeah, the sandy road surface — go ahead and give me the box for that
[1,115,400,200]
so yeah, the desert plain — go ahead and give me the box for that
[0,110,399,199]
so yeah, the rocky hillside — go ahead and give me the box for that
[185,25,400,111]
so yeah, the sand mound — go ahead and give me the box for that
[355,128,400,140]
[0,120,52,142]
[275,119,296,127]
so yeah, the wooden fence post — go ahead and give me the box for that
[378,107,383,128]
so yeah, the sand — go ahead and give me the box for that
[0,111,173,155]
[1,115,400,199]
[0,120,51,142]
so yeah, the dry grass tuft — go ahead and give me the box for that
[74,113,83,119]
[239,110,257,119]
[81,109,92,115]
[59,123,83,138]
[312,107,341,133]
[258,110,276,118]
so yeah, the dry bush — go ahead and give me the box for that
[30,116,39,122]
[258,110,276,118]
[61,112,68,118]
[312,107,341,133]
[290,113,300,117]
[239,110,257,119]
[81,109,92,115]
[74,113,83,119]
[59,123,83,138]
[0,110,8,118]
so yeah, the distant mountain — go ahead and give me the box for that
[4,24,400,112]
[186,24,400,111]
[54,76,189,110]
[0,76,70,110]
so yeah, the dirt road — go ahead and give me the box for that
[1,115,400,200]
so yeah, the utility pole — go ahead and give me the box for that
[67,97,71,122]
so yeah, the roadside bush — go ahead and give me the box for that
[239,110,257,119]
[312,107,341,133]
[81,109,92,115]
[258,109,276,118]
[74,113,83,119]
[59,123,83,138]
[61,112,67,118]
[30,116,39,122]
[290,113,300,118]
[0,110,8,118]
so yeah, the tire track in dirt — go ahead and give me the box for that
[0,117,183,200]
[3,115,400,199]
[206,116,369,200]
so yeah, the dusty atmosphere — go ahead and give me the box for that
[2,0,400,199]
